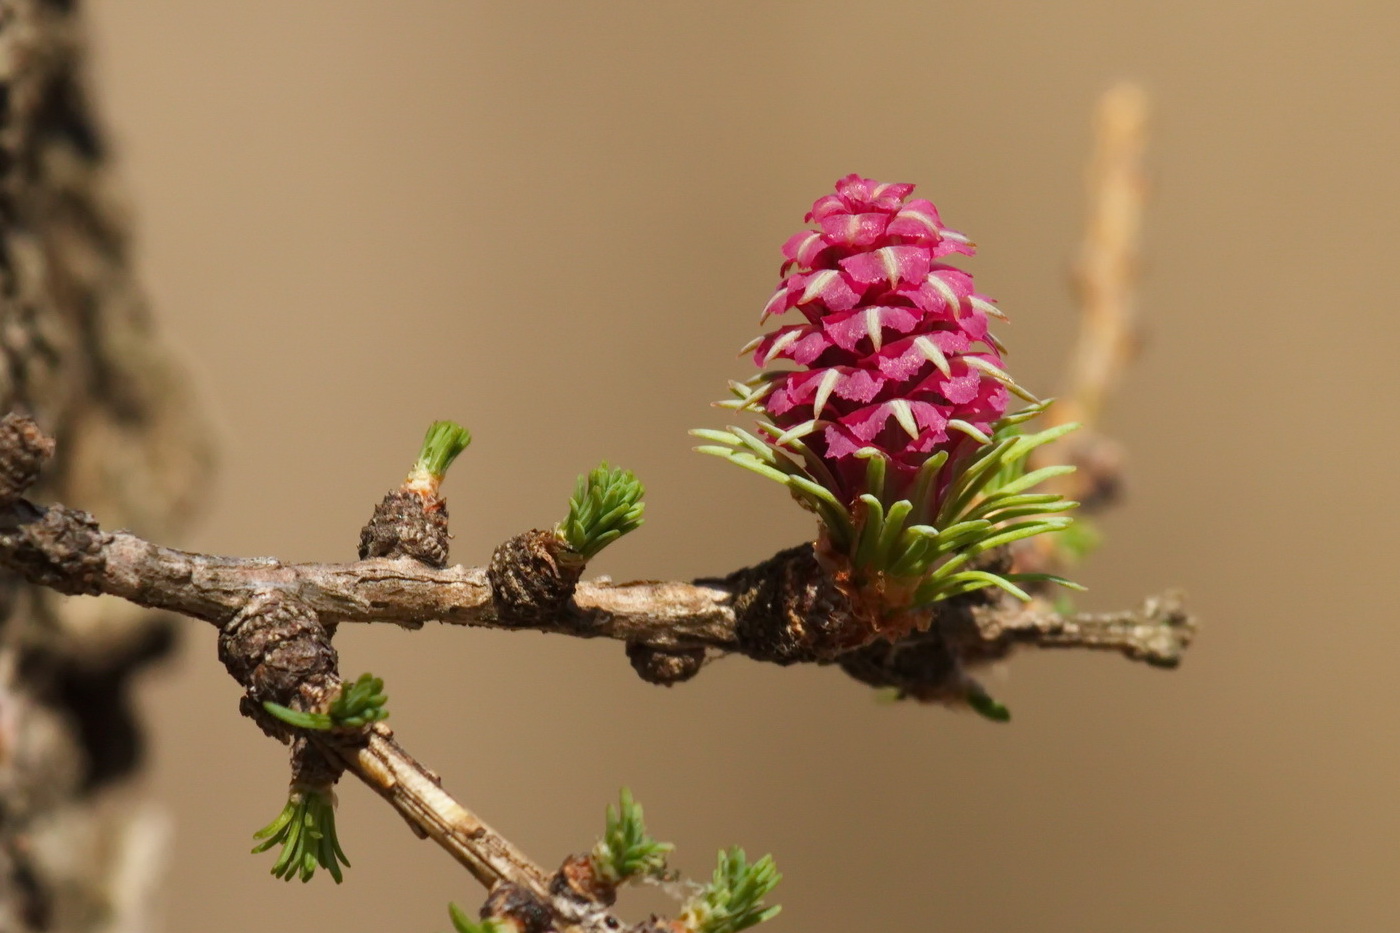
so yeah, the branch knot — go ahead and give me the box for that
[359,489,451,568]
[626,643,706,685]
[218,592,339,737]
[488,530,582,628]
[0,412,54,505]
[0,504,109,595]
[482,881,553,933]
[717,544,865,664]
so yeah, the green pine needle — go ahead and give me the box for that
[590,788,673,884]
[260,702,332,731]
[697,401,1084,604]
[446,903,513,933]
[557,463,645,561]
[415,421,473,479]
[966,688,1012,723]
[262,673,389,732]
[682,848,782,933]
[252,785,350,883]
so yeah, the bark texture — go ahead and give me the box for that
[0,2,211,930]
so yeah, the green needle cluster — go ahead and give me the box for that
[590,788,673,884]
[888,413,1084,605]
[262,673,389,732]
[252,785,350,883]
[557,463,645,561]
[681,848,782,933]
[415,420,473,479]
[696,400,1084,605]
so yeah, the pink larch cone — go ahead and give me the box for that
[753,174,1015,511]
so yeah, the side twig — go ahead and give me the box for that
[1038,82,1151,514]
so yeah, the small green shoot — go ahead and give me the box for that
[263,673,389,732]
[966,688,1012,723]
[681,848,782,933]
[414,421,473,480]
[557,463,645,561]
[252,785,349,883]
[590,788,673,884]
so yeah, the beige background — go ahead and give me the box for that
[79,2,1398,931]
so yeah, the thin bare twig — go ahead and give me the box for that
[326,725,549,892]
[1032,82,1152,519]
[1061,81,1151,431]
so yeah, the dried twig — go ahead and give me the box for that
[1063,81,1151,430]
[1036,82,1152,514]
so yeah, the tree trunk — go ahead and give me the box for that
[0,1,210,929]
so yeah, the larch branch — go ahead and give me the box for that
[0,410,1194,930]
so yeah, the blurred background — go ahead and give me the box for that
[81,2,1397,931]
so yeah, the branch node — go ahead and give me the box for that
[488,530,583,628]
[290,735,345,788]
[0,504,110,596]
[836,626,961,700]
[0,413,54,505]
[713,544,866,664]
[483,881,553,933]
[626,643,706,686]
[552,853,618,908]
[218,592,339,733]
[358,489,451,568]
